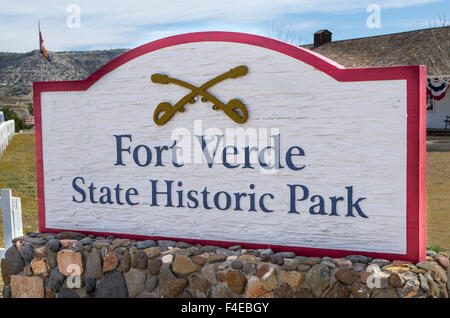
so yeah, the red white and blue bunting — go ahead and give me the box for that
[427,78,449,101]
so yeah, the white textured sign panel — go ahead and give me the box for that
[34,32,426,261]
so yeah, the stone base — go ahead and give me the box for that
[1,232,448,298]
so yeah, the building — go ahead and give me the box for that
[303,27,450,130]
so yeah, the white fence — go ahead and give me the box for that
[0,189,23,259]
[0,120,15,156]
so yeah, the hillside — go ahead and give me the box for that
[0,48,128,120]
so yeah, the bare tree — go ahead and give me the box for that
[415,16,450,79]
[266,22,303,46]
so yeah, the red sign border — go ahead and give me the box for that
[33,31,426,262]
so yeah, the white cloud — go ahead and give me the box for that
[0,0,444,51]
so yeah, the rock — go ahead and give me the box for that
[56,288,80,298]
[162,254,173,264]
[117,250,131,272]
[447,266,450,292]
[93,241,110,249]
[31,258,49,276]
[383,265,410,273]
[159,265,187,298]
[324,281,350,298]
[431,264,446,283]
[57,249,83,276]
[294,288,315,298]
[103,253,119,272]
[305,264,331,297]
[274,252,296,258]
[176,241,193,249]
[227,255,238,262]
[11,275,44,298]
[242,263,257,275]
[352,263,366,272]
[321,260,337,269]
[351,281,372,298]
[5,246,25,274]
[130,250,148,269]
[410,268,426,274]
[124,268,147,298]
[426,250,437,257]
[399,276,420,298]
[269,254,284,265]
[261,267,278,291]
[257,248,273,256]
[335,269,359,285]
[416,261,436,271]
[298,264,311,272]
[192,255,206,266]
[345,255,371,264]
[3,285,12,298]
[46,250,58,270]
[302,257,322,267]
[85,277,96,294]
[369,259,391,268]
[111,238,132,247]
[20,244,35,262]
[392,260,412,267]
[187,274,210,298]
[1,258,12,285]
[211,284,239,298]
[389,272,405,288]
[95,270,128,298]
[418,273,429,293]
[239,255,261,263]
[200,264,217,286]
[275,283,294,298]
[24,263,33,276]
[207,253,227,263]
[60,239,77,248]
[217,271,227,282]
[136,240,156,250]
[227,270,247,294]
[231,260,243,270]
[218,261,229,270]
[34,246,47,259]
[148,258,162,276]
[56,231,83,239]
[282,258,302,271]
[254,263,269,278]
[15,239,25,251]
[280,271,304,288]
[333,258,353,270]
[28,238,46,246]
[246,276,268,298]
[434,256,449,270]
[158,240,177,252]
[79,237,95,246]
[172,255,198,276]
[48,268,65,293]
[85,248,103,279]
[145,275,159,292]
[372,287,399,298]
[228,245,242,251]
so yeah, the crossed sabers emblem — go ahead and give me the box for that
[151,65,249,125]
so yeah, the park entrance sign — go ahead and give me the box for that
[33,32,426,262]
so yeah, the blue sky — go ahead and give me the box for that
[0,0,448,52]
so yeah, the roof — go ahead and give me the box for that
[302,27,450,76]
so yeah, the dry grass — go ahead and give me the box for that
[0,134,38,245]
[426,151,450,251]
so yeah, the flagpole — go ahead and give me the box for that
[38,20,42,81]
